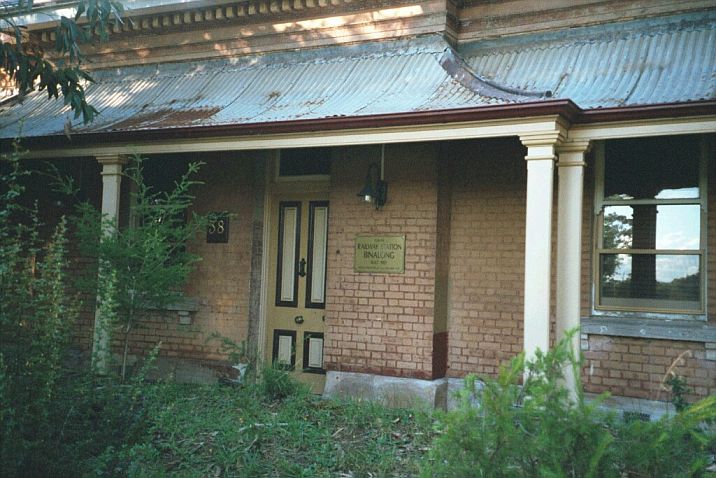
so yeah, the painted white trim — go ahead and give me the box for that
[23,116,565,158]
[555,142,589,398]
[18,114,716,160]
[570,116,716,141]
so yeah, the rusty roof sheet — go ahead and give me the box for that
[0,11,714,139]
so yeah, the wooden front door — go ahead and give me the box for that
[265,194,329,393]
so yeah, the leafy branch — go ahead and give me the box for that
[1,0,125,123]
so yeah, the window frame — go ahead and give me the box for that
[592,137,708,318]
[275,148,331,183]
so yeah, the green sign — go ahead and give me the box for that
[354,235,405,273]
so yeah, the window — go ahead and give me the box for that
[277,148,331,180]
[594,135,707,315]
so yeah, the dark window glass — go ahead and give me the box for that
[279,148,331,176]
[602,205,700,250]
[599,254,701,311]
[604,136,700,200]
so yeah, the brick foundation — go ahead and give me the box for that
[582,336,715,401]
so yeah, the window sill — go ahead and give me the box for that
[581,316,716,343]
[145,296,199,325]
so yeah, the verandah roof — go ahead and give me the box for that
[0,11,713,141]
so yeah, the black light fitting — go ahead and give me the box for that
[357,145,388,209]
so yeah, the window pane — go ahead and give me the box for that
[599,254,701,311]
[602,205,700,250]
[604,136,700,200]
[280,148,331,176]
[308,205,328,306]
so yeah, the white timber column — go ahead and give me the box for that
[92,154,127,373]
[519,131,563,361]
[555,140,590,396]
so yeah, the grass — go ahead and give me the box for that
[99,382,436,477]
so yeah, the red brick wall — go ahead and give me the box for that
[446,138,527,377]
[324,143,440,379]
[110,153,257,362]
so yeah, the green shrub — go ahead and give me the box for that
[72,154,208,379]
[0,144,169,476]
[0,141,80,476]
[422,333,716,478]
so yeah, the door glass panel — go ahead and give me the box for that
[599,253,701,311]
[272,329,296,369]
[307,202,328,307]
[307,337,323,369]
[602,205,701,250]
[276,203,300,306]
[278,335,293,364]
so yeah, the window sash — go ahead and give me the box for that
[596,252,703,314]
[592,138,708,316]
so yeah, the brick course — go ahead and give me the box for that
[582,336,716,401]
[324,144,441,379]
[446,138,527,377]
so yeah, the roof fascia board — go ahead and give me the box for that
[18,114,568,159]
[569,115,716,142]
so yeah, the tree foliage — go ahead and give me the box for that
[73,155,208,378]
[1,0,124,123]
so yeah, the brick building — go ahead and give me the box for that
[1,0,714,412]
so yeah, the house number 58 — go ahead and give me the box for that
[208,220,225,235]
[207,213,229,243]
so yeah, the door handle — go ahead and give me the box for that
[294,315,304,324]
[298,258,307,277]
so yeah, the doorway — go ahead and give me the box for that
[265,193,329,393]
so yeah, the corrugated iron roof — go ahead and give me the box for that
[1,11,714,139]
[461,11,716,109]
[0,36,508,138]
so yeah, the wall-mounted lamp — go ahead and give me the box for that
[357,145,388,209]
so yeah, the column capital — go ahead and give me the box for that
[519,130,567,161]
[96,154,128,167]
[519,131,566,147]
[557,139,592,154]
[557,140,591,167]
